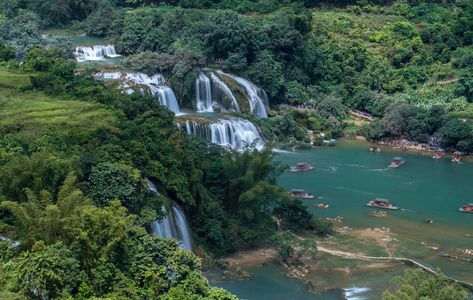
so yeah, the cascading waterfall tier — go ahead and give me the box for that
[74,45,120,61]
[209,73,241,113]
[146,181,193,251]
[196,72,213,112]
[216,70,268,118]
[150,203,193,251]
[180,117,265,150]
[95,71,180,114]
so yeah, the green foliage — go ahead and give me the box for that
[3,242,86,298]
[267,232,317,264]
[85,162,140,208]
[274,198,314,232]
[247,50,285,97]
[438,116,473,149]
[316,94,347,121]
[1,152,80,203]
[86,0,124,37]
[0,13,43,59]
[1,172,89,245]
[123,49,205,78]
[0,40,15,62]
[382,268,468,300]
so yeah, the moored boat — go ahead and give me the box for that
[290,162,314,172]
[288,189,315,199]
[459,203,473,213]
[451,151,462,162]
[432,148,445,159]
[366,198,399,210]
[389,157,404,168]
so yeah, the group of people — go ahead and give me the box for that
[378,138,420,150]
[280,103,314,110]
[349,108,373,119]
[426,134,442,149]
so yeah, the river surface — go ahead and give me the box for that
[210,140,473,299]
[276,140,473,251]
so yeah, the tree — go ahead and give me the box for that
[0,40,15,62]
[267,232,317,264]
[383,269,467,300]
[438,117,473,148]
[1,172,90,245]
[284,80,309,104]
[273,198,313,232]
[0,13,44,60]
[0,152,80,203]
[247,50,285,97]
[316,94,347,121]
[85,162,142,208]
[86,0,124,37]
[3,242,86,299]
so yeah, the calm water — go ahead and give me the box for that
[208,264,343,300]
[276,140,473,251]
[209,141,473,299]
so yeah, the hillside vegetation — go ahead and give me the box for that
[0,0,472,299]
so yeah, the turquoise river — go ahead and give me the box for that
[210,140,473,299]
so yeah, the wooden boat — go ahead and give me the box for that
[289,163,314,172]
[451,151,462,162]
[459,203,473,213]
[388,157,404,168]
[366,198,399,210]
[370,147,381,152]
[432,148,445,159]
[288,189,315,199]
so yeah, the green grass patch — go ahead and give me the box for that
[389,236,432,258]
[316,252,376,269]
[0,67,117,137]
[0,91,117,136]
[0,67,31,89]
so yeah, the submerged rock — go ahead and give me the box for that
[369,210,387,217]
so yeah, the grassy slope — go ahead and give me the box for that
[0,67,117,139]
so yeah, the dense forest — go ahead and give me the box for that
[1,0,472,298]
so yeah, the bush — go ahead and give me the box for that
[297,142,312,150]
[309,217,334,236]
[0,41,16,62]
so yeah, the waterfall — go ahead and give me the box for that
[210,73,241,112]
[217,70,268,118]
[196,72,213,112]
[147,181,193,251]
[74,45,120,61]
[95,71,180,114]
[150,203,193,251]
[182,118,264,150]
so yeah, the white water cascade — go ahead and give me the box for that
[74,45,120,61]
[210,73,241,112]
[182,118,264,150]
[150,203,193,251]
[146,180,193,251]
[95,71,180,114]
[217,70,268,118]
[196,72,213,112]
